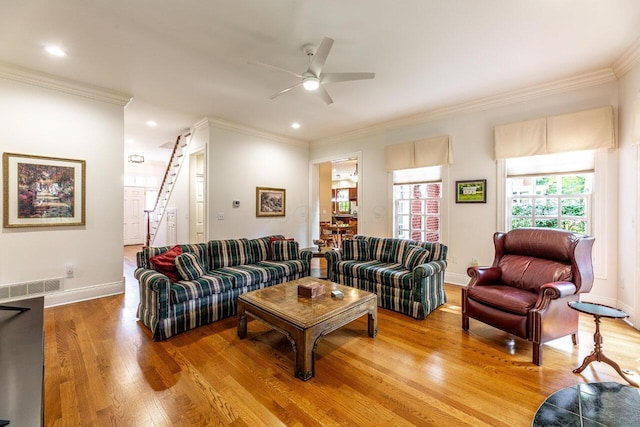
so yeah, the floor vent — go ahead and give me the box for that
[0,278,64,301]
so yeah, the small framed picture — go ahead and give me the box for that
[3,152,86,227]
[455,179,487,203]
[256,187,286,217]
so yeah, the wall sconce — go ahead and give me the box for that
[128,154,145,163]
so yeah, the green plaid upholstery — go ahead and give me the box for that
[249,235,285,262]
[208,238,253,269]
[175,252,205,280]
[271,240,299,261]
[326,237,448,319]
[403,245,430,271]
[135,239,313,340]
[342,239,369,261]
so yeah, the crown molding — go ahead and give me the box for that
[312,68,617,146]
[0,61,132,106]
[612,36,640,78]
[201,116,309,148]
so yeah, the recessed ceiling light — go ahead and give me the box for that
[146,120,157,127]
[291,122,301,129]
[44,45,66,57]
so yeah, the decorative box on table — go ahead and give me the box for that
[297,281,326,298]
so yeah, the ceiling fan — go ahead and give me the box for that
[251,37,375,105]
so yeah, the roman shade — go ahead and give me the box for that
[494,106,615,159]
[385,135,452,171]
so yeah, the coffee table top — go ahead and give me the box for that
[238,277,376,329]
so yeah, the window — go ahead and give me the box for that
[505,151,594,234]
[393,166,441,242]
[507,174,592,234]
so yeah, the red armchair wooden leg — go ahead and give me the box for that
[533,343,542,366]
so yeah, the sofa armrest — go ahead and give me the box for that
[134,268,171,319]
[413,260,447,278]
[324,250,342,281]
[299,250,313,276]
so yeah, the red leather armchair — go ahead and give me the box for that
[462,228,594,365]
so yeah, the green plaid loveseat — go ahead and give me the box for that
[135,235,312,340]
[325,236,447,319]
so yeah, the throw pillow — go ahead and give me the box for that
[342,239,369,261]
[150,245,183,282]
[175,252,205,281]
[268,236,294,260]
[403,245,430,271]
[271,240,299,261]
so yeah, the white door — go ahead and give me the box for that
[190,151,206,243]
[124,186,145,245]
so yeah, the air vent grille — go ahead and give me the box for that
[0,277,63,301]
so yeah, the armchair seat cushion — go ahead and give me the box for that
[336,260,413,289]
[467,285,539,316]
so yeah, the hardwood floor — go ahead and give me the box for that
[42,246,640,426]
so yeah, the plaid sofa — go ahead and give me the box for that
[325,236,447,319]
[135,235,312,340]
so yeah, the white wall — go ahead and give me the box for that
[617,61,640,325]
[310,80,620,306]
[0,76,129,306]
[161,119,310,246]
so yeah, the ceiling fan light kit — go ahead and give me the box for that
[255,37,375,104]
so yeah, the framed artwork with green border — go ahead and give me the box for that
[455,179,486,203]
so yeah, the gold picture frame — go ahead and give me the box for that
[256,187,286,217]
[3,152,86,227]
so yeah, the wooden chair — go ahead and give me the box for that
[320,223,337,248]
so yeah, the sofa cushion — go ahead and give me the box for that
[269,236,294,259]
[250,235,285,262]
[170,274,235,304]
[342,239,369,261]
[209,238,253,269]
[366,237,410,264]
[403,245,430,271]
[271,240,299,261]
[175,252,205,281]
[149,245,182,282]
[336,260,413,289]
[214,264,278,288]
[256,260,307,281]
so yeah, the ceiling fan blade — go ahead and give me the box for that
[321,72,375,84]
[309,37,334,76]
[269,83,301,99]
[315,85,334,105]
[248,60,304,79]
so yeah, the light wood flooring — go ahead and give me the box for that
[42,245,640,426]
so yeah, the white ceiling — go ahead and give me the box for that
[2,1,640,161]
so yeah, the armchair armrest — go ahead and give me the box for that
[532,281,577,311]
[299,250,313,276]
[466,266,502,287]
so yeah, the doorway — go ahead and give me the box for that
[123,186,145,245]
[189,150,206,243]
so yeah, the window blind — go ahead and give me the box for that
[385,135,452,171]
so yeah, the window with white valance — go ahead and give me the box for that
[385,135,453,171]
[494,106,615,159]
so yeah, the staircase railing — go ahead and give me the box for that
[145,131,192,247]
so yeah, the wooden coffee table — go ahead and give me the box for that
[237,277,377,380]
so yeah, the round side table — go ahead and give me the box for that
[568,301,638,387]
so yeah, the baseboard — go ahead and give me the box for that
[43,278,125,308]
[445,271,468,286]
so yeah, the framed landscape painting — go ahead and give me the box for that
[3,152,86,227]
[256,187,285,217]
[455,179,487,203]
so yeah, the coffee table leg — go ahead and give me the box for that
[237,302,247,339]
[295,331,315,381]
[368,306,378,337]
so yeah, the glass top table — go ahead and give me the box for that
[568,301,637,387]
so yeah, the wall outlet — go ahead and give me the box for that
[65,264,74,278]
[470,258,478,267]
[217,212,224,220]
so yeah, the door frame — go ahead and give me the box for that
[189,149,207,243]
